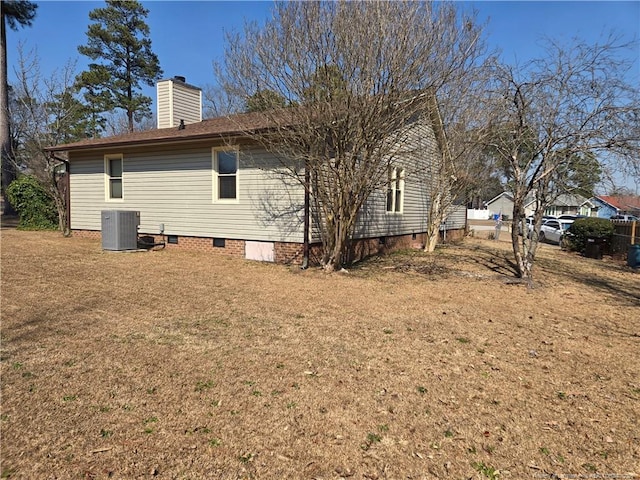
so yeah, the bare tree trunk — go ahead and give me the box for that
[52,172,70,237]
[511,217,533,281]
[1,13,17,215]
[323,226,348,271]
[127,79,134,133]
[424,192,442,253]
[424,230,440,253]
[320,200,357,271]
[510,188,545,283]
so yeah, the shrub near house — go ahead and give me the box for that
[565,217,614,254]
[6,176,58,230]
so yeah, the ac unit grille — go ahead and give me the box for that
[101,210,140,251]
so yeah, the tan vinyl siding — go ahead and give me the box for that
[68,116,441,245]
[172,83,202,125]
[156,82,172,129]
[351,119,439,239]
[444,204,467,230]
[156,80,202,129]
[69,143,304,242]
[70,158,107,230]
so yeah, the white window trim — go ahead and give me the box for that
[104,154,124,202]
[212,146,240,203]
[386,166,405,214]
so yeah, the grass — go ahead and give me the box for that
[362,432,383,451]
[194,380,215,392]
[473,461,500,480]
[1,230,638,478]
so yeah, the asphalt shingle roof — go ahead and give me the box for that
[597,195,640,211]
[45,111,277,153]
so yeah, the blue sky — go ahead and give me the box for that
[7,1,639,93]
[5,1,640,190]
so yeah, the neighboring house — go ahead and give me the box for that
[46,76,464,264]
[592,195,640,219]
[485,192,513,219]
[487,191,595,219]
[541,194,595,217]
[592,196,619,219]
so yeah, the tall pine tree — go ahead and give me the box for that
[1,0,37,214]
[77,0,162,133]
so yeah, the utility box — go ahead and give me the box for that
[628,244,640,269]
[101,210,140,251]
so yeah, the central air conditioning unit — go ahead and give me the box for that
[101,210,140,251]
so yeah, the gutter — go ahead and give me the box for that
[43,132,250,154]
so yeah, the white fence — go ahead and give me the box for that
[467,209,492,220]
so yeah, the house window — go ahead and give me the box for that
[213,147,239,201]
[386,167,404,213]
[105,154,123,200]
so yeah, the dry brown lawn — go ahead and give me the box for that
[1,228,638,480]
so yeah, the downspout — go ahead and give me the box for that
[65,161,70,234]
[302,161,310,269]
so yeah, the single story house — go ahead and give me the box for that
[592,195,640,219]
[46,77,465,264]
[541,194,595,217]
[485,191,595,220]
[485,192,513,220]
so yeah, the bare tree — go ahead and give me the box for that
[201,83,244,118]
[481,35,640,282]
[102,109,156,136]
[421,54,496,252]
[216,1,487,270]
[10,46,92,235]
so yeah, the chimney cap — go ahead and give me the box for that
[157,77,201,92]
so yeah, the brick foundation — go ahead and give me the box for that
[273,241,304,264]
[439,227,466,243]
[72,227,466,265]
[139,234,245,257]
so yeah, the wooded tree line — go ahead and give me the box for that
[2,0,639,281]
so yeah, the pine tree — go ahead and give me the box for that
[1,0,37,215]
[77,0,162,133]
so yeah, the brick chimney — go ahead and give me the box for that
[156,76,202,129]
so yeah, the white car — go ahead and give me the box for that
[539,218,574,244]
[611,214,639,221]
[518,217,534,236]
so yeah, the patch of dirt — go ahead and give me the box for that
[1,230,638,479]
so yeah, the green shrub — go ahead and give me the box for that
[565,217,614,253]
[6,176,58,230]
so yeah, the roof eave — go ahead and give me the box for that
[44,127,273,154]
